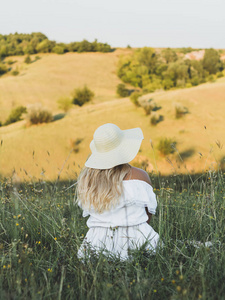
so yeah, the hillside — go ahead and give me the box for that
[0,51,225,181]
[0,49,132,123]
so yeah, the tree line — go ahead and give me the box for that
[117,47,224,92]
[0,32,112,58]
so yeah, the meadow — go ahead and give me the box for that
[0,48,225,299]
[1,50,225,180]
[0,167,224,299]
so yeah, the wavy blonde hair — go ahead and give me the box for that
[77,164,131,213]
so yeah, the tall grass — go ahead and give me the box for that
[0,170,225,299]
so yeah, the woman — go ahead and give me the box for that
[77,123,160,260]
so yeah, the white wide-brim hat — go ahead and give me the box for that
[85,123,144,169]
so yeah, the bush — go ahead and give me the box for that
[116,84,130,97]
[138,98,155,115]
[191,76,200,86]
[157,138,176,155]
[4,106,27,125]
[24,55,31,64]
[130,91,142,107]
[26,104,53,125]
[175,104,188,119]
[6,60,15,65]
[150,113,163,126]
[72,86,94,106]
[57,97,73,112]
[0,63,8,75]
[11,68,19,76]
[217,72,224,78]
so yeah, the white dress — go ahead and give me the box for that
[78,180,160,260]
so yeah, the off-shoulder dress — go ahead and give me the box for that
[78,180,160,260]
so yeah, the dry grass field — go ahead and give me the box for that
[0,50,225,181]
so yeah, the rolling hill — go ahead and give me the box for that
[0,50,225,181]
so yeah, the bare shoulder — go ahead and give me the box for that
[129,166,152,186]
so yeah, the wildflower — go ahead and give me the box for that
[48,268,52,272]
[176,286,182,292]
[16,223,19,226]
[18,214,21,218]
[54,237,57,241]
[198,295,202,299]
[171,280,176,284]
[176,270,180,275]
[3,265,6,269]
[67,285,70,288]
[161,278,164,282]
[25,278,28,282]
[179,275,184,280]
[153,289,157,293]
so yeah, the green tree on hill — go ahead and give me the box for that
[72,86,95,106]
[161,48,178,64]
[202,48,224,74]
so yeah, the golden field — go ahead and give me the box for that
[0,50,225,181]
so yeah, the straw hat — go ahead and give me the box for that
[85,123,144,169]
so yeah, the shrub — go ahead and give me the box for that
[175,104,188,119]
[191,76,199,86]
[0,63,8,75]
[72,85,94,106]
[4,106,27,125]
[26,104,53,125]
[138,98,155,115]
[24,55,31,64]
[157,138,176,155]
[11,68,19,76]
[116,84,130,97]
[217,72,224,78]
[6,60,15,65]
[162,78,174,90]
[57,97,73,112]
[185,83,192,88]
[130,91,142,107]
[150,113,163,126]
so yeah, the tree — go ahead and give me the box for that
[72,86,95,106]
[36,39,55,53]
[202,49,224,74]
[161,48,178,64]
[136,47,159,74]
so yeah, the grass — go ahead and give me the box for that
[0,49,132,122]
[0,53,225,179]
[0,169,225,299]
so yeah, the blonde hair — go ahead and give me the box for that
[77,164,131,213]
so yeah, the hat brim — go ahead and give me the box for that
[85,127,144,169]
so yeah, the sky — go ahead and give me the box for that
[1,0,225,48]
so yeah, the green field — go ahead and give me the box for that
[0,171,224,299]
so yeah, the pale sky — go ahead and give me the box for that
[1,0,225,48]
